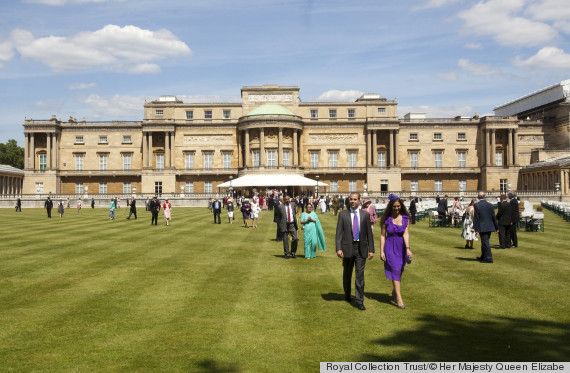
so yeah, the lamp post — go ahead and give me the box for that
[180,185,184,198]
[229,176,234,198]
[316,175,319,197]
[132,186,136,197]
[84,185,88,199]
[363,182,368,197]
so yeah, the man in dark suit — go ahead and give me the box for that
[409,196,417,224]
[150,196,160,226]
[212,197,222,224]
[44,196,53,218]
[127,196,137,220]
[277,195,298,258]
[273,195,283,241]
[437,195,448,217]
[473,191,498,263]
[508,192,519,248]
[496,194,512,249]
[336,192,375,310]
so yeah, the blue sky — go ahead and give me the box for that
[1,0,569,145]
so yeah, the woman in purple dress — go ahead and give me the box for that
[380,194,413,309]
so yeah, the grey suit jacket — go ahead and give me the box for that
[335,208,375,258]
[277,202,298,232]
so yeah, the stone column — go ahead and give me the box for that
[46,133,51,170]
[237,131,242,168]
[171,131,176,169]
[24,134,29,170]
[142,132,147,168]
[508,129,513,166]
[298,131,304,165]
[148,133,153,168]
[372,130,377,167]
[244,129,250,167]
[30,133,35,169]
[395,130,400,166]
[165,131,170,168]
[259,128,265,166]
[389,129,394,167]
[54,132,59,170]
[491,129,496,166]
[293,129,298,167]
[367,130,372,167]
[513,129,518,165]
[484,129,490,165]
[0,176,4,196]
[278,128,283,168]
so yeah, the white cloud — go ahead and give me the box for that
[11,25,191,73]
[525,0,570,22]
[177,94,241,103]
[553,21,570,34]
[127,63,161,74]
[68,82,96,90]
[514,47,570,69]
[464,42,482,49]
[436,71,458,81]
[23,0,125,5]
[32,98,65,112]
[80,94,144,117]
[457,0,558,47]
[458,58,501,76]
[413,0,461,10]
[0,41,14,67]
[398,105,475,118]
[317,89,363,102]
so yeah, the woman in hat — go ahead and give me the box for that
[226,198,235,224]
[163,198,172,226]
[362,199,377,232]
[241,199,252,228]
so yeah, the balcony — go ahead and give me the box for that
[58,169,142,177]
[400,167,481,174]
[304,166,367,174]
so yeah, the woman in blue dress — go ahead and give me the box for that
[300,203,326,259]
[379,194,413,309]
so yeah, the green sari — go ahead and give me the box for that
[301,211,326,258]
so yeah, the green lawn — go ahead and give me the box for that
[0,206,568,372]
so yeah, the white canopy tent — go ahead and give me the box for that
[217,174,328,188]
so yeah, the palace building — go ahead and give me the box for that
[21,82,570,197]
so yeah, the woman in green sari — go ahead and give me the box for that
[300,203,326,259]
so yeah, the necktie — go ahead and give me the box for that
[353,210,359,240]
[287,205,291,223]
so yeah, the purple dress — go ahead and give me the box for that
[383,215,409,281]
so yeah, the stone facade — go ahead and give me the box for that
[21,84,570,197]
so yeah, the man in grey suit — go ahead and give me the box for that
[277,194,298,259]
[336,192,375,310]
[472,191,499,263]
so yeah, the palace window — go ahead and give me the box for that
[378,152,386,168]
[434,180,442,192]
[123,182,131,194]
[75,155,84,171]
[329,109,337,119]
[186,110,194,120]
[283,151,290,167]
[267,150,276,167]
[310,109,318,119]
[223,153,232,169]
[154,181,162,195]
[378,108,386,113]
[75,183,83,195]
[155,110,163,116]
[380,180,388,192]
[75,136,84,144]
[433,133,442,141]
[348,109,355,118]
[434,151,443,168]
[500,179,508,192]
[99,155,107,171]
[409,133,418,141]
[495,151,503,167]
[223,110,231,119]
[329,152,338,168]
[156,154,164,170]
[204,110,212,119]
[185,153,194,170]
[330,180,339,193]
[410,152,418,169]
[458,151,466,168]
[204,153,213,169]
[349,180,357,193]
[123,154,131,171]
[310,152,319,168]
[253,151,260,167]
[348,151,357,168]
[457,133,466,141]
[35,182,43,195]
[186,182,194,194]
[99,182,107,194]
[99,136,108,144]
[122,135,131,144]
[411,180,418,192]
[204,181,212,194]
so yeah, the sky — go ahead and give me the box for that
[0,0,569,145]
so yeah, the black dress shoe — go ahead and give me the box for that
[291,253,296,259]
[480,259,493,263]
[476,256,483,261]
[344,295,351,303]
[284,254,290,259]
[357,304,366,311]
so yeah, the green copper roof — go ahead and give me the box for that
[246,104,295,117]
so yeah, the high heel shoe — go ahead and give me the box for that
[397,304,406,309]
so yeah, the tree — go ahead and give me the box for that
[0,139,24,169]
